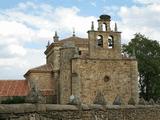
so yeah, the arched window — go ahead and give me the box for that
[102,23,107,31]
[97,35,103,47]
[108,35,114,48]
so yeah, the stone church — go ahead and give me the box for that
[0,15,139,105]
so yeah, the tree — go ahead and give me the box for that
[123,33,160,101]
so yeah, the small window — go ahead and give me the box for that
[102,23,107,31]
[104,76,110,82]
[97,35,103,47]
[78,51,81,55]
[108,36,114,48]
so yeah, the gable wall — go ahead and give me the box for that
[71,58,139,104]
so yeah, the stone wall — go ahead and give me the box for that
[88,31,121,59]
[27,72,54,91]
[26,72,55,103]
[0,104,160,120]
[59,47,76,104]
[71,58,139,104]
[46,46,61,71]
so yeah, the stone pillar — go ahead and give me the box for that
[53,48,60,70]
[114,34,122,58]
[88,30,96,58]
[59,47,76,104]
[53,71,59,104]
[71,73,81,99]
[130,60,139,104]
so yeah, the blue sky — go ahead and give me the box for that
[0,0,134,11]
[0,0,130,21]
[0,0,159,79]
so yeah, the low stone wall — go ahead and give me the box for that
[0,104,160,120]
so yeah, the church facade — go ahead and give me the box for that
[0,15,139,105]
[25,14,139,104]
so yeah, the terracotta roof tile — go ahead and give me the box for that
[0,80,29,96]
[0,80,54,97]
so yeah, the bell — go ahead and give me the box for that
[108,39,113,47]
[109,42,112,47]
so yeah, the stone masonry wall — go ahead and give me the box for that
[71,58,139,104]
[0,104,160,120]
[59,47,76,104]
[27,72,54,91]
[47,47,61,71]
[26,72,55,103]
[88,31,121,59]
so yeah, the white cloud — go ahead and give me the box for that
[116,3,160,43]
[103,6,119,15]
[134,0,160,4]
[3,1,159,79]
[52,6,96,37]
[0,21,34,44]
[0,48,45,79]
[8,44,27,57]
[102,1,160,43]
[0,1,96,79]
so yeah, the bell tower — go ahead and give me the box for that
[88,15,122,59]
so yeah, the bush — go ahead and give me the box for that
[1,96,25,104]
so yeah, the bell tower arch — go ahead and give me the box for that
[98,15,111,31]
[88,15,122,59]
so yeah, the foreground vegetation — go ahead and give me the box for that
[123,33,160,101]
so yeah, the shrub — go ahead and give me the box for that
[1,96,25,104]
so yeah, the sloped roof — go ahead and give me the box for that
[29,64,53,72]
[58,36,88,45]
[0,80,54,97]
[45,36,88,54]
[24,64,53,77]
[0,80,29,97]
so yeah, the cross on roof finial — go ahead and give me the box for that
[46,40,50,48]
[91,21,94,31]
[115,23,118,32]
[73,28,75,37]
[55,31,58,37]
[53,31,59,42]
